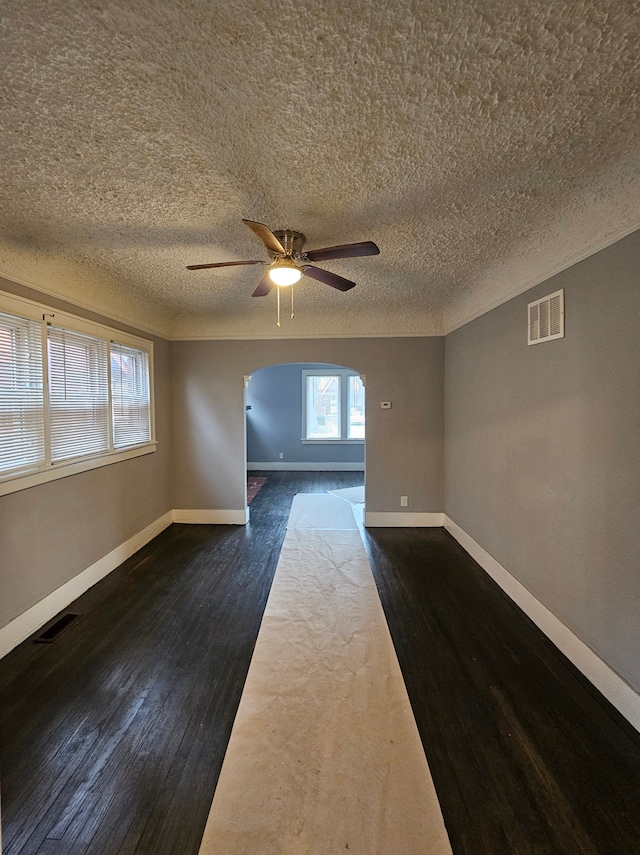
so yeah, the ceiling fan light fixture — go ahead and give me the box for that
[268,258,302,287]
[186,220,379,327]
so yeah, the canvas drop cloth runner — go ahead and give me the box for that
[198,492,453,855]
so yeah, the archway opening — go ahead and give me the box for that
[244,362,365,515]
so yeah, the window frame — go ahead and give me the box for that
[110,341,153,450]
[301,368,365,444]
[47,324,111,465]
[0,308,46,477]
[0,290,156,498]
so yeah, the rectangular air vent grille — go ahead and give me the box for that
[528,289,564,345]
[34,613,81,643]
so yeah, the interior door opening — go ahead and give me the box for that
[244,361,365,516]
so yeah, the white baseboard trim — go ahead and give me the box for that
[247,461,365,471]
[365,512,444,528]
[172,508,250,525]
[0,506,253,662]
[444,515,640,734]
[0,511,174,661]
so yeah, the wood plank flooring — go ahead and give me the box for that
[1,472,640,854]
[0,472,361,855]
[362,526,640,855]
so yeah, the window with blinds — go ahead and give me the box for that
[111,343,151,449]
[0,311,45,476]
[0,296,154,489]
[48,326,110,463]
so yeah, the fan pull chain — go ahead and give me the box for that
[291,286,294,319]
[276,285,281,327]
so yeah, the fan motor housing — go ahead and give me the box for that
[269,230,306,258]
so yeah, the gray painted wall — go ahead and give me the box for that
[1,228,638,713]
[445,230,640,692]
[170,337,444,514]
[246,362,364,466]
[0,278,172,631]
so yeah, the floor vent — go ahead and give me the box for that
[34,613,81,643]
[528,289,564,345]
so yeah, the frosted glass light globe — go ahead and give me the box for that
[268,262,302,286]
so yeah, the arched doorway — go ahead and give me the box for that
[244,362,365,515]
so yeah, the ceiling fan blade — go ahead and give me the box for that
[304,241,380,262]
[242,219,286,255]
[252,272,273,297]
[301,265,356,292]
[186,260,265,270]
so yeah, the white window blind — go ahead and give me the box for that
[0,295,155,494]
[0,311,45,476]
[111,342,151,448]
[47,326,110,463]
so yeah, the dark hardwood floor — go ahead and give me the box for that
[0,472,361,855]
[1,472,639,854]
[362,526,640,855]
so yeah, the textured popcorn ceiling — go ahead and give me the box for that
[1,0,639,339]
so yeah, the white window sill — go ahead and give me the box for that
[0,443,157,498]
[301,439,365,445]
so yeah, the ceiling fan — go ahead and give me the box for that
[186,219,380,297]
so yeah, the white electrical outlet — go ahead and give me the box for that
[279,452,284,459]
[380,401,392,409]
[400,496,408,507]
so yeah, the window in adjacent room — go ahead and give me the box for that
[302,369,364,442]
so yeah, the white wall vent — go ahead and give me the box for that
[528,289,564,345]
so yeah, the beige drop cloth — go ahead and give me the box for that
[198,495,453,855]
[286,491,360,530]
[329,485,366,505]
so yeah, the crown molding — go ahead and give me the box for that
[444,220,640,335]
[0,267,170,340]
[3,220,638,344]
[168,330,442,342]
